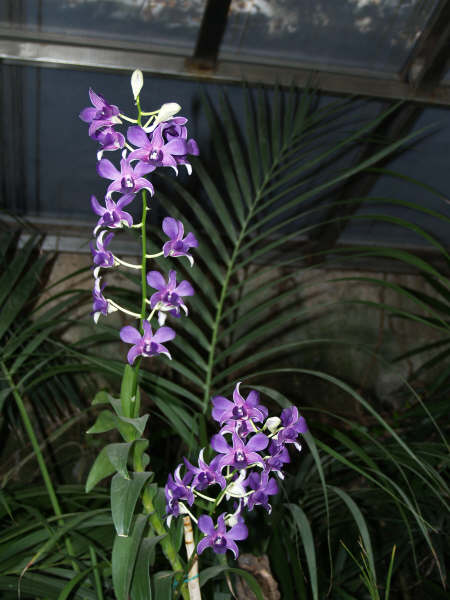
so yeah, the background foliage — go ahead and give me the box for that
[0,84,448,599]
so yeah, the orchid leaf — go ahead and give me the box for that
[111,472,153,537]
[112,514,148,600]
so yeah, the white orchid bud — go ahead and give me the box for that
[131,69,144,100]
[152,102,181,127]
[265,416,281,433]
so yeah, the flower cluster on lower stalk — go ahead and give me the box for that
[165,382,307,558]
[80,70,199,361]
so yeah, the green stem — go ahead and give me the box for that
[202,153,283,410]
[1,361,78,572]
[131,96,148,410]
[127,95,189,600]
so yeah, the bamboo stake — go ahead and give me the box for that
[183,515,201,600]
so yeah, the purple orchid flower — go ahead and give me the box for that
[119,320,175,365]
[97,156,154,198]
[79,88,121,126]
[211,431,268,471]
[90,230,115,278]
[90,123,125,156]
[264,439,290,479]
[91,277,117,324]
[162,217,198,267]
[197,513,248,559]
[159,118,199,173]
[127,125,191,174]
[159,117,188,141]
[212,382,268,426]
[183,449,226,491]
[244,471,278,514]
[219,419,255,439]
[277,406,307,451]
[165,464,194,525]
[147,269,194,325]
[91,194,134,234]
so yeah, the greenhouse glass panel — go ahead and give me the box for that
[0,0,206,52]
[342,104,450,249]
[221,0,439,74]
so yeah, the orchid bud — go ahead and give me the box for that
[131,69,144,100]
[265,416,281,433]
[152,102,181,127]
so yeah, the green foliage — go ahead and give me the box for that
[0,486,112,599]
[2,82,449,599]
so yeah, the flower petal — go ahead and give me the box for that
[197,537,211,555]
[117,193,134,208]
[79,107,97,122]
[97,158,120,180]
[224,539,239,559]
[174,280,194,297]
[147,270,167,290]
[134,161,156,177]
[152,326,176,344]
[246,433,269,453]
[165,138,188,156]
[228,522,248,541]
[127,125,149,147]
[91,195,104,216]
[142,320,152,339]
[183,232,198,247]
[210,434,230,454]
[127,344,141,365]
[120,326,141,345]
[198,515,214,535]
[163,217,182,240]
[89,87,105,108]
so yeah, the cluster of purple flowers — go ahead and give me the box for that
[79,78,199,363]
[165,382,307,558]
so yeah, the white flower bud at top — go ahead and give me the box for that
[152,102,181,127]
[131,69,144,100]
[265,416,281,433]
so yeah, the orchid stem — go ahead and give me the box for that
[146,306,157,322]
[119,113,138,123]
[193,490,216,502]
[113,255,141,269]
[122,94,189,600]
[108,299,140,318]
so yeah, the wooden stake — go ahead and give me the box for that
[183,515,201,600]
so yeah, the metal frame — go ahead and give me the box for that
[1,2,449,263]
[0,26,449,106]
[307,0,450,259]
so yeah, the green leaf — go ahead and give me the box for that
[111,472,153,537]
[57,567,95,600]
[92,390,112,406]
[106,441,148,480]
[85,447,115,493]
[329,486,376,584]
[112,514,148,600]
[130,535,166,600]
[287,504,318,600]
[152,571,173,599]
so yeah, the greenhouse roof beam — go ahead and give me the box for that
[399,0,450,88]
[188,0,232,69]
[0,29,449,106]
